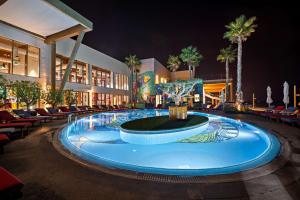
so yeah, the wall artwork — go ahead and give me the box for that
[137,71,155,102]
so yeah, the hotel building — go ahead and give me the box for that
[0,0,232,109]
[0,0,130,108]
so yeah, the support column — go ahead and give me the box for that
[202,87,206,104]
[59,31,85,94]
[88,64,92,85]
[51,43,56,90]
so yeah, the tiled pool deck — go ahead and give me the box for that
[1,112,299,200]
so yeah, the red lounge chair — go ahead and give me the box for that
[281,114,299,124]
[0,122,31,137]
[0,111,42,126]
[0,167,24,199]
[0,134,9,153]
[12,109,51,123]
[35,108,67,119]
[59,106,82,114]
[92,105,105,112]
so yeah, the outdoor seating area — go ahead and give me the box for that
[250,106,300,126]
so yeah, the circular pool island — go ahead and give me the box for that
[120,115,209,144]
[58,109,281,178]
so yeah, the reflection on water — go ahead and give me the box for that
[60,109,280,176]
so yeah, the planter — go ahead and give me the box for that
[168,106,188,120]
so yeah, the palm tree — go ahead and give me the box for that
[179,46,203,79]
[124,55,141,105]
[224,15,257,103]
[217,45,236,101]
[167,55,181,72]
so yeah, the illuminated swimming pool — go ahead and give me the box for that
[59,109,280,176]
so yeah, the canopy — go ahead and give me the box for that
[0,0,93,43]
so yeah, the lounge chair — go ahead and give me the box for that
[47,107,70,116]
[35,108,67,119]
[70,106,86,114]
[0,167,24,199]
[0,134,9,153]
[268,106,297,121]
[0,123,31,137]
[12,109,51,123]
[91,105,104,112]
[59,106,82,115]
[156,104,163,109]
[0,111,42,126]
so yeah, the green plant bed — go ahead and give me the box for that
[120,115,208,131]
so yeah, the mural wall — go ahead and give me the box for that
[137,71,155,102]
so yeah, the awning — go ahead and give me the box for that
[0,0,93,43]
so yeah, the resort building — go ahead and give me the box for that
[0,0,231,109]
[137,58,233,107]
[0,0,130,109]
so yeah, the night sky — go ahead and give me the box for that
[62,0,299,104]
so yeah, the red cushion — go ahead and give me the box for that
[11,118,41,123]
[0,122,31,128]
[0,111,16,121]
[0,134,9,142]
[0,167,23,191]
[275,106,285,110]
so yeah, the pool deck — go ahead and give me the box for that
[1,112,300,200]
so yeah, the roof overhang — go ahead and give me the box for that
[0,0,93,44]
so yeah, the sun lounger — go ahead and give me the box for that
[0,134,9,153]
[0,167,24,199]
[0,111,42,126]
[35,108,67,119]
[12,109,51,123]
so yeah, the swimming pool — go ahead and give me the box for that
[59,109,280,176]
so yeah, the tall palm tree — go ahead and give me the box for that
[217,45,236,101]
[167,55,181,72]
[179,46,203,79]
[224,15,257,103]
[124,55,141,105]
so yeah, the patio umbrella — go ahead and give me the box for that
[283,81,289,109]
[266,86,273,108]
[220,90,225,104]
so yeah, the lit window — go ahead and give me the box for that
[194,94,200,102]
[27,46,39,77]
[155,75,159,84]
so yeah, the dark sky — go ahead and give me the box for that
[62,0,299,103]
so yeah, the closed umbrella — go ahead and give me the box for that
[220,90,225,104]
[283,81,289,109]
[266,86,273,108]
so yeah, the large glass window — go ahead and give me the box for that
[0,37,12,74]
[27,46,39,77]
[91,66,112,88]
[0,36,40,77]
[114,73,128,90]
[76,91,89,106]
[92,93,114,106]
[56,55,88,84]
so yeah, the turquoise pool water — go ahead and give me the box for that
[59,109,280,176]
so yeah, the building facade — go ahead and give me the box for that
[0,0,130,109]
